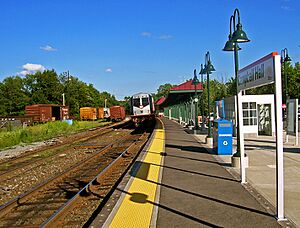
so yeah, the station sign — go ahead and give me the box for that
[237,52,278,91]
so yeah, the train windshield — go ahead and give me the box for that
[142,97,149,106]
[133,98,140,107]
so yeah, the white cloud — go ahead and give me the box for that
[141,31,173,40]
[141,32,152,38]
[40,45,57,52]
[18,63,46,76]
[105,68,112,73]
[158,34,173,40]
[18,70,30,76]
[23,63,46,71]
[281,5,292,10]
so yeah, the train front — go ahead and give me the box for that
[130,93,155,126]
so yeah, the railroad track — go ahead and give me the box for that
[0,127,118,179]
[0,120,131,170]
[0,121,133,206]
[0,123,152,227]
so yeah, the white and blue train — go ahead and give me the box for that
[130,92,155,126]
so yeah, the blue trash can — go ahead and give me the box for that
[62,119,73,125]
[213,119,233,155]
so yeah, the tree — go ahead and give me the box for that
[287,62,300,99]
[0,70,122,118]
[24,70,63,104]
[225,77,236,96]
[199,79,227,116]
[0,76,30,116]
[154,83,175,101]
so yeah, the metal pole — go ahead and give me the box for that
[201,67,204,130]
[284,60,289,143]
[295,99,299,146]
[284,60,288,102]
[195,84,198,130]
[207,71,212,137]
[62,93,65,106]
[234,46,241,156]
[67,71,70,108]
[238,90,246,183]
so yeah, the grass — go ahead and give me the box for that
[39,150,54,158]
[0,163,10,170]
[0,120,111,151]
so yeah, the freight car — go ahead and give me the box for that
[109,106,126,122]
[98,107,110,119]
[25,104,69,123]
[0,116,33,128]
[80,107,97,120]
[129,92,155,126]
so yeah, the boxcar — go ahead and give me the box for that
[25,104,69,123]
[98,107,110,119]
[80,107,97,120]
[109,106,125,121]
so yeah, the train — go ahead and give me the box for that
[79,106,125,122]
[129,92,155,126]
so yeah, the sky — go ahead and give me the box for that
[0,0,299,100]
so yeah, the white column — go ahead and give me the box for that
[238,91,246,183]
[274,55,285,220]
[296,99,299,146]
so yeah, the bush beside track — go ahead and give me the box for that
[0,120,111,150]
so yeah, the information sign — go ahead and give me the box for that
[237,52,277,91]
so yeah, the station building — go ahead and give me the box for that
[156,79,203,127]
[223,94,276,137]
[156,79,277,137]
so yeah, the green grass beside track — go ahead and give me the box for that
[0,120,111,151]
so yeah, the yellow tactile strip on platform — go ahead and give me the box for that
[109,127,164,228]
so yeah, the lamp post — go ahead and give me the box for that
[204,51,216,139]
[280,48,291,105]
[281,48,292,142]
[223,8,250,157]
[199,64,206,130]
[62,71,71,107]
[192,69,200,131]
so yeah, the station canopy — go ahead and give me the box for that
[156,79,203,108]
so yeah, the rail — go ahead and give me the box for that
[41,137,139,227]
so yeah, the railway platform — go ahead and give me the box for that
[91,117,288,227]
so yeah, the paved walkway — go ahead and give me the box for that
[156,118,282,227]
[194,127,300,227]
[96,118,295,227]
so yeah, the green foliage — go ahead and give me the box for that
[286,62,300,99]
[225,77,236,96]
[119,96,131,114]
[24,70,63,104]
[154,61,300,117]
[199,79,227,116]
[0,76,30,116]
[0,70,121,118]
[154,83,175,101]
[0,120,110,150]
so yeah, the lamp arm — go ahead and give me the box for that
[284,48,288,56]
[229,15,234,35]
[205,51,210,65]
[199,64,203,75]
[233,8,241,25]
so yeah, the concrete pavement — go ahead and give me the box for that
[194,129,300,227]
[156,118,284,227]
